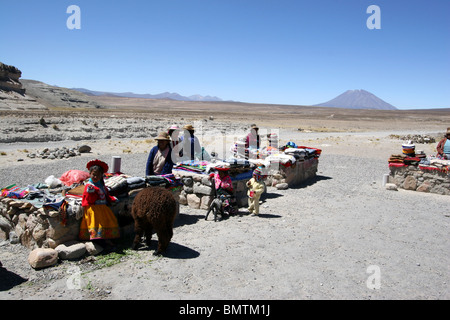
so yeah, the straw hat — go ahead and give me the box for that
[155,131,171,141]
[86,159,109,173]
[446,127,450,135]
[183,124,195,131]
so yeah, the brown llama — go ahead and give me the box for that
[130,187,177,255]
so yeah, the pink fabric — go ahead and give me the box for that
[59,170,90,186]
[213,173,233,192]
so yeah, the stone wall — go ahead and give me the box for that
[265,158,319,188]
[174,169,251,209]
[174,158,319,210]
[388,165,450,195]
[0,190,139,250]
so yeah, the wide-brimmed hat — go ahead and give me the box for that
[446,127,450,135]
[87,159,109,173]
[155,131,171,141]
[183,124,195,131]
[251,124,259,130]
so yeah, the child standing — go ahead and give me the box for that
[79,159,120,247]
[246,167,265,215]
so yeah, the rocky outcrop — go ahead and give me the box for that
[0,62,48,110]
[0,62,25,94]
[0,62,106,111]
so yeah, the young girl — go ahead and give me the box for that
[209,165,237,215]
[246,167,265,215]
[79,159,120,247]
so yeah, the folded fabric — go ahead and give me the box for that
[104,174,128,190]
[126,177,145,185]
[43,196,66,211]
[389,163,407,168]
[128,181,146,190]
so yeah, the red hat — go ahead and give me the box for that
[86,159,109,173]
[215,165,230,171]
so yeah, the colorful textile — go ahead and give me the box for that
[211,173,233,192]
[82,179,117,207]
[79,204,120,240]
[174,160,209,173]
[79,178,120,240]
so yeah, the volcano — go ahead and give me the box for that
[314,89,397,110]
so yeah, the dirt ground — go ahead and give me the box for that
[1,103,449,303]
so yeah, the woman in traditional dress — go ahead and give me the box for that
[79,159,120,248]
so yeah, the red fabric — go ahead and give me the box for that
[59,170,90,187]
[388,163,407,168]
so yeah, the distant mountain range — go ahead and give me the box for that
[71,88,224,102]
[314,89,397,110]
[73,87,396,110]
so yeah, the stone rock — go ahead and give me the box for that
[201,176,213,187]
[0,62,25,94]
[193,183,213,195]
[416,181,431,193]
[403,176,417,190]
[181,177,193,187]
[55,241,86,260]
[0,216,13,234]
[275,183,289,190]
[385,183,398,191]
[46,216,80,247]
[186,193,201,209]
[200,195,213,210]
[78,145,91,153]
[9,231,19,244]
[178,191,187,205]
[85,241,103,256]
[28,248,58,269]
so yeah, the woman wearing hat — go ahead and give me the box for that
[79,159,120,246]
[146,131,175,176]
[245,124,261,159]
[181,124,202,161]
[436,127,450,160]
[168,125,182,149]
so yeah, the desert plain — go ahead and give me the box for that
[1,98,450,302]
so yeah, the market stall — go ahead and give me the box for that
[387,141,450,195]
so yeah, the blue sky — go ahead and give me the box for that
[1,0,449,109]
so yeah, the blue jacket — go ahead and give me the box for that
[145,146,174,176]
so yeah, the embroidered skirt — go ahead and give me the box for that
[79,204,120,240]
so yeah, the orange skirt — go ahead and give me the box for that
[79,204,120,240]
